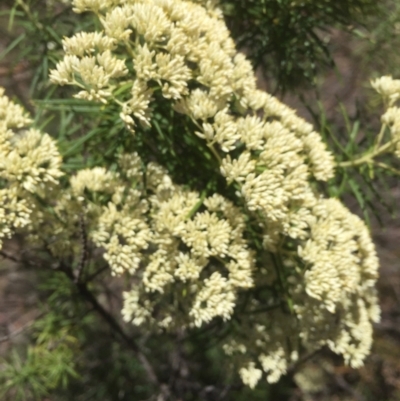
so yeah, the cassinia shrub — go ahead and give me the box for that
[2,0,400,394]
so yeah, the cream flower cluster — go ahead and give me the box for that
[50,0,380,388]
[294,288,379,370]
[49,31,127,103]
[382,112,400,157]
[50,0,335,244]
[0,88,63,249]
[0,187,31,249]
[223,310,299,385]
[300,198,378,313]
[371,75,400,107]
[291,198,379,371]
[222,197,379,386]
[375,77,400,157]
[114,158,254,328]
[33,151,254,329]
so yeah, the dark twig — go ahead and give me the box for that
[75,214,88,283]
[0,249,41,270]
[0,315,39,343]
[287,348,322,375]
[58,261,165,394]
[320,364,366,401]
[85,265,109,283]
[217,384,232,400]
[246,303,282,314]
[0,250,21,264]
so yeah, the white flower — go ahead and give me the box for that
[371,75,400,105]
[239,362,262,389]
[190,272,236,327]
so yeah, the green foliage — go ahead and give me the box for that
[0,328,78,400]
[354,1,400,80]
[302,98,400,227]
[222,0,380,92]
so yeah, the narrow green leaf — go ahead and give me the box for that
[37,115,55,131]
[0,33,26,60]
[348,178,365,210]
[345,120,360,153]
[61,128,102,157]
[7,4,18,31]
[339,102,352,136]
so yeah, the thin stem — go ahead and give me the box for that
[188,116,223,164]
[207,142,222,164]
[185,189,207,219]
[75,214,88,283]
[374,123,387,150]
[16,0,43,31]
[270,253,292,313]
[85,265,109,283]
[0,313,43,343]
[0,250,20,264]
[287,348,322,375]
[246,303,281,314]
[338,136,400,168]
[374,161,400,176]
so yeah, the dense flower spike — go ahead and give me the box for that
[0,88,63,249]
[367,76,400,168]
[371,75,400,106]
[47,0,382,387]
[117,158,254,328]
[300,199,379,312]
